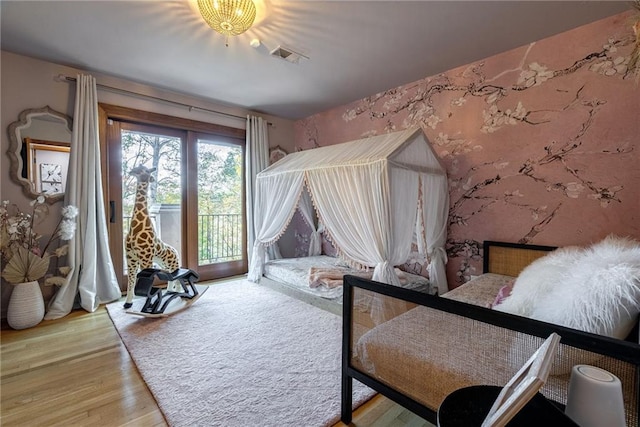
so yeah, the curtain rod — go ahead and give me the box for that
[55,74,272,125]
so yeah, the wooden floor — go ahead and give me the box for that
[1,293,432,427]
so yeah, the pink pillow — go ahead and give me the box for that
[490,283,513,309]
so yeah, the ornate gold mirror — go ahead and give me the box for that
[7,106,72,204]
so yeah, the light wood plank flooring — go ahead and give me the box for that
[1,296,432,427]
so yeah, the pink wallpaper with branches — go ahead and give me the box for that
[293,12,640,288]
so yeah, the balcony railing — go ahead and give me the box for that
[123,213,243,265]
[198,213,243,264]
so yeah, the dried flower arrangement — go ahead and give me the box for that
[0,196,77,286]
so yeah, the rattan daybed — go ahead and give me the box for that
[341,241,640,426]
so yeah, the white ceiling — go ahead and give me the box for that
[1,1,630,120]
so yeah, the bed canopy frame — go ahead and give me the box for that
[247,127,450,293]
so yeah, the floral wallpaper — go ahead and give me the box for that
[292,12,640,288]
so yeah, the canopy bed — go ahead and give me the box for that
[341,239,640,426]
[248,127,449,307]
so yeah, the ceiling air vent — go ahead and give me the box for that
[270,45,308,64]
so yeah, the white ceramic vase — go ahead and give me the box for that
[7,280,45,330]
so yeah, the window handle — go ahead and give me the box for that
[110,200,116,223]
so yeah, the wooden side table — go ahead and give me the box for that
[437,385,578,427]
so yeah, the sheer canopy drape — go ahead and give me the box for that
[420,173,450,293]
[245,115,270,264]
[247,171,305,281]
[45,74,121,319]
[298,188,322,256]
[306,164,419,286]
[247,127,449,291]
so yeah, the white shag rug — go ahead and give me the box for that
[106,279,374,427]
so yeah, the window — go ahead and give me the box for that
[99,104,246,289]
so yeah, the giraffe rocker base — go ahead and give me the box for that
[125,268,207,318]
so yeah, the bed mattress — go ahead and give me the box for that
[263,255,434,302]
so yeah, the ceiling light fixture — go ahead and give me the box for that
[197,0,256,47]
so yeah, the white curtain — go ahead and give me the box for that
[247,171,305,281]
[245,115,270,263]
[306,163,419,286]
[420,173,450,294]
[298,187,322,256]
[45,74,121,319]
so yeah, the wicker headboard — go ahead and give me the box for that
[483,241,556,277]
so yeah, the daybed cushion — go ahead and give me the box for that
[494,236,640,341]
[352,296,638,426]
[353,304,528,412]
[442,273,514,307]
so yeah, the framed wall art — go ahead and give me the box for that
[24,138,70,195]
[40,163,63,194]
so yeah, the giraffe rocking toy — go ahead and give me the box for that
[124,165,206,316]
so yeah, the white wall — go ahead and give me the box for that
[1,50,296,317]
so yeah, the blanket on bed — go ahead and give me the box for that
[309,267,408,288]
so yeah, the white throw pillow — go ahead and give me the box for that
[493,246,582,317]
[495,236,640,375]
[495,236,640,340]
[530,236,640,339]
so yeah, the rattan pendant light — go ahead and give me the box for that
[197,0,257,46]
